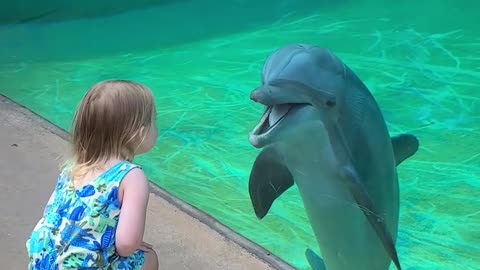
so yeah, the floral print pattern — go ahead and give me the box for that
[26,161,145,269]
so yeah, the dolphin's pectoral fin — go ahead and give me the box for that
[248,145,294,219]
[391,134,419,166]
[341,166,402,270]
[305,248,327,270]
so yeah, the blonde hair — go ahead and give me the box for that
[67,79,155,182]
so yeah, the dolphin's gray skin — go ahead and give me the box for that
[247,44,419,270]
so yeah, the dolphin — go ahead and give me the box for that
[247,44,419,270]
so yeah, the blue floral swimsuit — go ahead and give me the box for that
[26,161,145,269]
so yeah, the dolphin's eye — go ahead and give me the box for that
[326,99,336,107]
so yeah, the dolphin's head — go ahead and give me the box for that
[248,44,347,148]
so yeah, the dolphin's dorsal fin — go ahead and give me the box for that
[305,248,327,270]
[391,134,419,166]
[248,145,294,219]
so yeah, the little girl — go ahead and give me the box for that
[26,80,159,270]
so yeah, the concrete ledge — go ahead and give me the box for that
[0,94,295,270]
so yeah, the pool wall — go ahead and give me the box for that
[0,0,339,64]
[0,0,177,24]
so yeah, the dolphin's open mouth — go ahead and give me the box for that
[253,104,294,135]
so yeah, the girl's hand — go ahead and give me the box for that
[139,241,153,252]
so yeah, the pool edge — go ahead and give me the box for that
[0,93,297,270]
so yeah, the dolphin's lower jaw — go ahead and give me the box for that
[248,106,271,148]
[248,133,264,148]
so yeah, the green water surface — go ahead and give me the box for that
[1,1,479,269]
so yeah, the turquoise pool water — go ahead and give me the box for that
[1,1,479,269]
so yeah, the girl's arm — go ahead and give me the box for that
[115,168,150,257]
